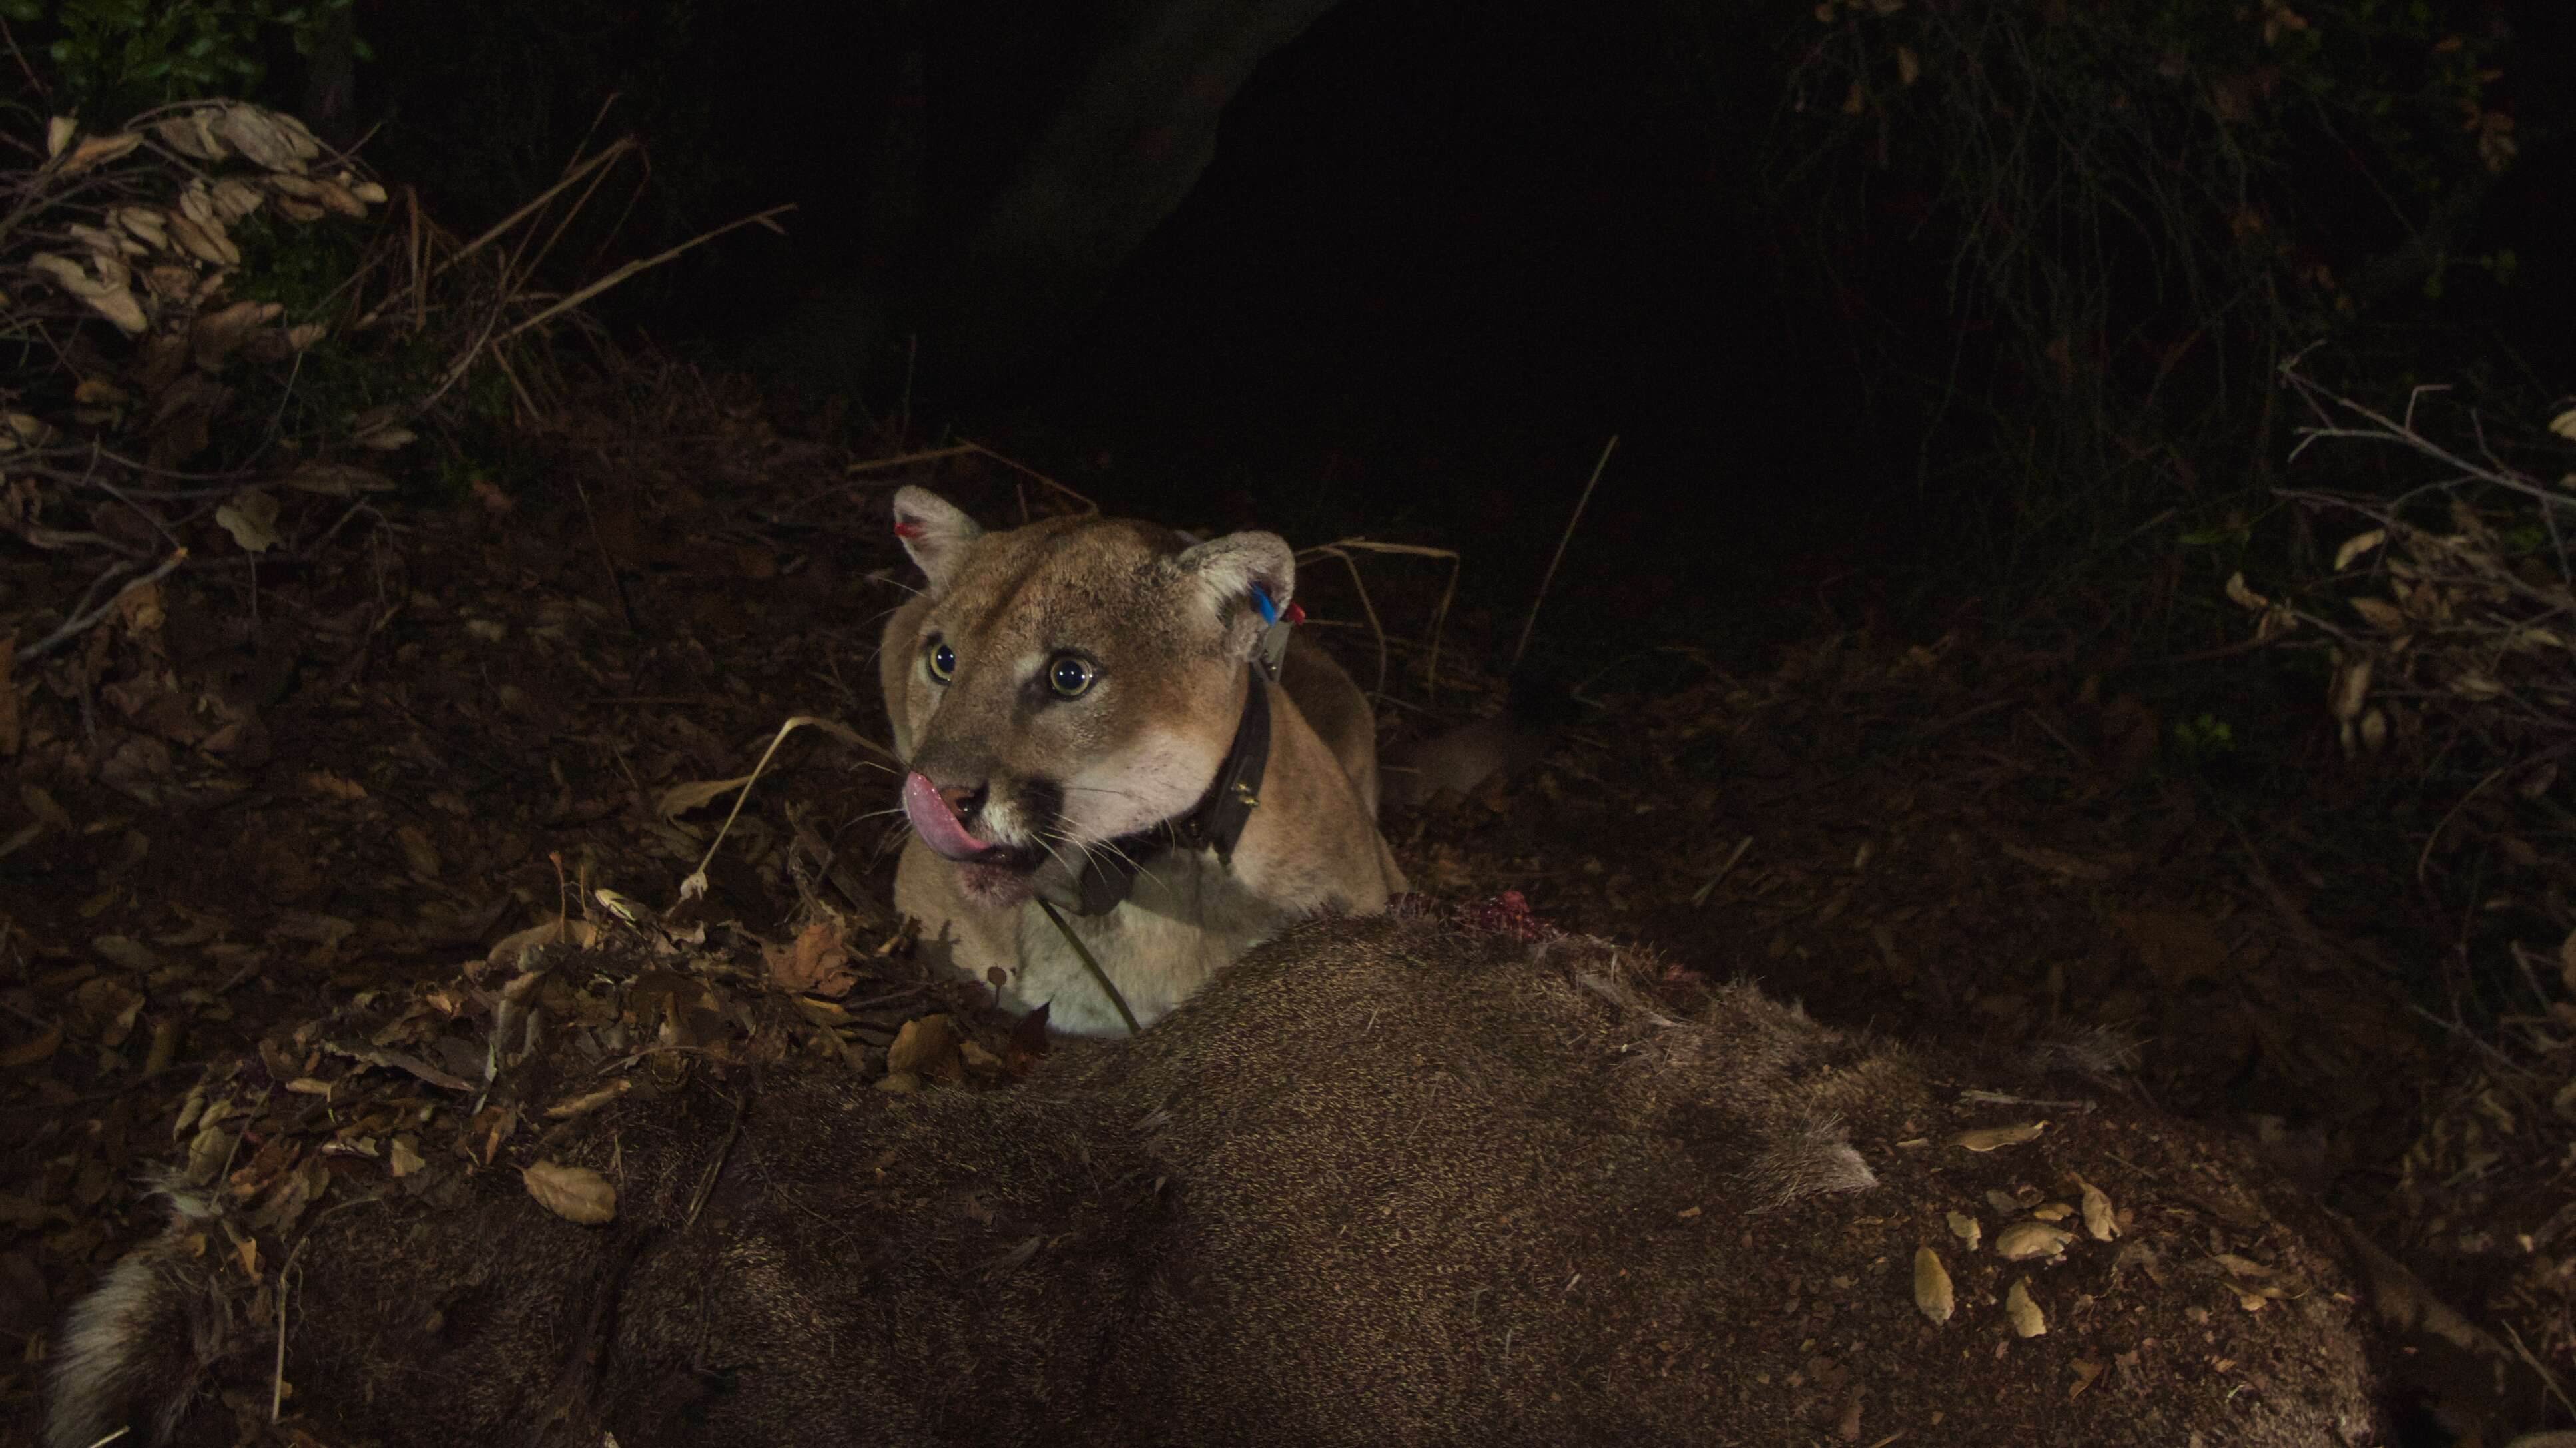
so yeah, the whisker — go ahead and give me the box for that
[1076,833,1173,896]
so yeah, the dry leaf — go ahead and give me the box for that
[300,769,365,801]
[1954,1122,2047,1152]
[46,116,75,159]
[1946,1210,1981,1249]
[2069,1357,2104,1400]
[2334,529,2388,570]
[764,919,856,997]
[543,1080,633,1120]
[0,1018,64,1070]
[2005,1279,2047,1337]
[2214,1252,2272,1279]
[29,253,147,334]
[192,300,282,368]
[215,488,282,553]
[153,110,229,161]
[887,1014,960,1077]
[1995,1221,2076,1262]
[211,177,265,222]
[521,1160,616,1225]
[2330,657,2373,721]
[659,775,753,819]
[164,210,240,267]
[395,825,442,880]
[2079,1179,2118,1241]
[2549,408,2576,442]
[62,131,144,176]
[1913,1246,1954,1324]
[216,105,314,172]
[93,936,166,972]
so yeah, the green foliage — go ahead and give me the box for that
[2171,713,2238,767]
[1,0,369,118]
[230,208,366,316]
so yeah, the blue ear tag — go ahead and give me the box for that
[1251,586,1294,682]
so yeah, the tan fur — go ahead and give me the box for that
[880,489,1403,1033]
[47,914,2382,1447]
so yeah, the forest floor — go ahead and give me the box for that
[3,364,2571,1443]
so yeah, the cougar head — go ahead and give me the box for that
[882,486,1294,906]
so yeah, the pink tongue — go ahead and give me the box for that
[902,772,998,862]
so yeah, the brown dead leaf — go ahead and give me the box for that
[29,252,147,333]
[1995,1221,2077,1262]
[2005,1279,2048,1337]
[659,775,753,819]
[301,770,368,801]
[72,978,146,1047]
[2079,1178,2120,1241]
[153,109,228,161]
[394,825,442,880]
[2069,1358,2104,1400]
[0,1018,64,1070]
[216,105,316,172]
[1954,1122,2047,1152]
[2334,529,2388,571]
[887,1014,961,1079]
[192,299,282,368]
[764,919,856,997]
[60,131,143,176]
[521,1160,616,1225]
[1913,1246,1954,1324]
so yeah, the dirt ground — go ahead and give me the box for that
[3,370,2571,1443]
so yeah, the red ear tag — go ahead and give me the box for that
[894,520,924,539]
[1284,603,1307,626]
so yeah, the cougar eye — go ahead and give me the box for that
[1047,653,1096,699]
[926,641,956,684]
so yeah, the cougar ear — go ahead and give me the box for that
[1169,531,1295,659]
[890,487,984,593]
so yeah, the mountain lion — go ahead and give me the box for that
[878,486,1404,1032]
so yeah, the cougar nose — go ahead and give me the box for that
[902,771,1002,863]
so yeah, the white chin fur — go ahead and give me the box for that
[1059,729,1223,842]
